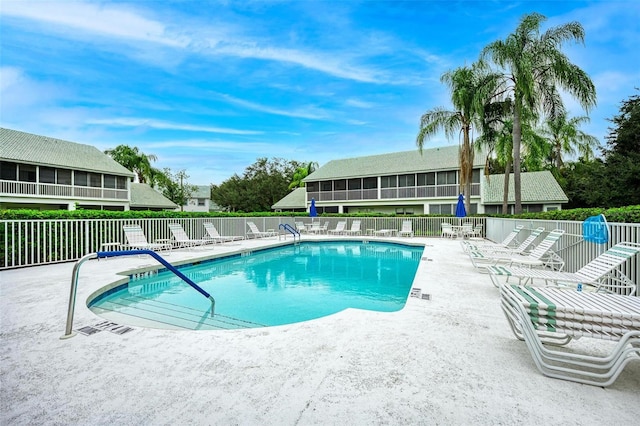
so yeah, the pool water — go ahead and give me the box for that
[89,241,424,330]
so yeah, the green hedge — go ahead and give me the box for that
[1,205,639,223]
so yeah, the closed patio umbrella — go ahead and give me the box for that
[455,194,466,218]
[310,198,318,217]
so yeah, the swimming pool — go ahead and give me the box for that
[89,241,424,330]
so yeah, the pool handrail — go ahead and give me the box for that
[279,223,300,242]
[61,249,216,339]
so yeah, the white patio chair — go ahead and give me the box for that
[246,221,277,239]
[467,227,545,268]
[469,228,565,271]
[441,222,456,238]
[328,221,347,235]
[168,223,211,249]
[488,242,640,294]
[343,220,362,236]
[123,224,172,252]
[461,225,524,253]
[500,283,640,387]
[203,222,244,243]
[398,220,414,237]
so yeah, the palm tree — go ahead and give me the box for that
[417,64,495,213]
[288,161,319,190]
[481,12,596,214]
[540,113,600,168]
[104,145,158,184]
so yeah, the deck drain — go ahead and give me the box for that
[77,320,134,336]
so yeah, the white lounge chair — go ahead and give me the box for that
[203,222,244,243]
[500,283,640,387]
[398,220,414,237]
[467,227,545,268]
[468,228,565,271]
[343,220,362,236]
[461,225,524,253]
[123,224,172,252]
[168,223,211,249]
[246,221,277,239]
[488,242,640,294]
[295,221,307,233]
[328,221,347,235]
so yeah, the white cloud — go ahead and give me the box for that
[86,118,263,135]
[345,98,376,109]
[1,0,189,47]
[216,93,330,120]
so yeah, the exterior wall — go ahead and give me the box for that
[181,198,210,212]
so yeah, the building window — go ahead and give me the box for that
[0,161,18,180]
[417,172,435,186]
[116,176,127,189]
[88,173,102,188]
[348,178,361,190]
[395,207,414,215]
[334,179,346,191]
[75,171,88,186]
[363,177,377,189]
[39,167,56,184]
[472,169,481,184]
[398,174,415,187]
[437,171,457,185]
[104,175,116,188]
[307,182,319,192]
[18,164,37,182]
[198,199,206,206]
[381,175,397,188]
[58,169,72,185]
[320,181,332,191]
[431,204,453,215]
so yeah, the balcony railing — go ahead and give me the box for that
[0,180,128,200]
[307,183,480,202]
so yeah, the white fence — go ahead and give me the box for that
[2,216,639,295]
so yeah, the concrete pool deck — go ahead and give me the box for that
[1,235,639,425]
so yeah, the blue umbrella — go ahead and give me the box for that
[455,193,466,218]
[309,198,318,217]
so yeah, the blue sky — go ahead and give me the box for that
[1,1,639,185]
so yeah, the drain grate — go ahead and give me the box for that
[77,325,102,336]
[77,320,134,336]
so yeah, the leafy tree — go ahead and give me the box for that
[156,168,196,211]
[104,145,158,184]
[417,64,497,213]
[540,113,600,168]
[288,162,319,190]
[602,92,640,206]
[211,158,303,212]
[481,12,596,213]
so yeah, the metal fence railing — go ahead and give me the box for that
[2,216,638,296]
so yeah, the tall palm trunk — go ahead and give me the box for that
[502,157,512,214]
[512,100,523,214]
[460,124,474,213]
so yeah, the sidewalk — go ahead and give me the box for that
[1,236,639,425]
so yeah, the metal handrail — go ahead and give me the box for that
[279,223,300,242]
[61,249,215,339]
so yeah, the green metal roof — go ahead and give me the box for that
[272,187,306,209]
[130,183,177,209]
[0,128,134,177]
[482,171,568,204]
[303,145,486,181]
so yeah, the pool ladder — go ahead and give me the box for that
[279,223,301,243]
[61,249,216,339]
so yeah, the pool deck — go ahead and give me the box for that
[1,235,639,425]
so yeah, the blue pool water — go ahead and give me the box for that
[89,241,424,330]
